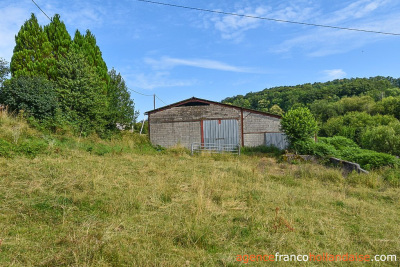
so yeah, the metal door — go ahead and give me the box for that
[203,119,239,147]
[265,132,289,150]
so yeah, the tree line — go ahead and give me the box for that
[223,77,400,157]
[0,13,137,137]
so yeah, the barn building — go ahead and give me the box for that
[145,97,286,149]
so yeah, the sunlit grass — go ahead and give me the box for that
[0,111,399,266]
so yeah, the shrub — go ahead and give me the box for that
[291,140,336,157]
[318,136,359,150]
[360,125,400,156]
[338,147,398,170]
[0,76,58,121]
[281,107,318,144]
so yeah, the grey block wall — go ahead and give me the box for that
[242,111,281,147]
[149,104,241,148]
[148,100,284,148]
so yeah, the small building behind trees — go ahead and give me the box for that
[145,97,287,149]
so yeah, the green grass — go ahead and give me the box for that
[0,112,400,266]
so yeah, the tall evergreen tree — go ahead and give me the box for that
[72,30,109,85]
[44,14,71,79]
[10,13,54,78]
[56,46,108,135]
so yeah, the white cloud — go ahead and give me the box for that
[145,56,261,73]
[200,1,317,42]
[322,69,347,80]
[123,71,194,90]
[271,0,400,57]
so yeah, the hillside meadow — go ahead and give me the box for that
[0,114,400,266]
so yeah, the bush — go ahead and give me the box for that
[360,125,400,156]
[291,140,336,157]
[313,142,337,157]
[318,136,359,150]
[338,147,398,170]
[281,107,318,144]
[0,76,58,121]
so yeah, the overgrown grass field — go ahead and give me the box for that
[0,113,399,266]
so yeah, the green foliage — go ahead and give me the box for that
[44,14,71,80]
[11,13,54,78]
[360,125,400,156]
[269,104,284,116]
[107,68,138,130]
[55,47,108,136]
[0,57,10,86]
[337,148,398,170]
[318,136,359,150]
[281,107,318,144]
[0,76,58,120]
[8,13,138,137]
[134,120,148,134]
[321,112,397,144]
[16,138,48,158]
[291,140,337,157]
[222,76,397,112]
[0,139,13,157]
[72,30,109,84]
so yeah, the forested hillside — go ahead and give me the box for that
[223,77,400,156]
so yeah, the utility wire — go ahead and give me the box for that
[129,88,153,97]
[31,0,52,21]
[155,95,168,105]
[137,0,400,36]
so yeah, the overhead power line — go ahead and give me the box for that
[31,0,52,21]
[137,0,400,36]
[155,95,167,105]
[129,88,154,97]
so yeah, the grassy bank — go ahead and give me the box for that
[0,112,399,266]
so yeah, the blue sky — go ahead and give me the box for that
[1,0,400,119]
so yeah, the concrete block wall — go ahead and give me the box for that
[149,104,241,148]
[150,121,201,148]
[148,101,284,148]
[150,104,241,123]
[243,111,282,147]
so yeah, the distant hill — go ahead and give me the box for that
[222,76,400,112]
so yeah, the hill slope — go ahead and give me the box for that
[222,76,400,112]
[0,113,399,265]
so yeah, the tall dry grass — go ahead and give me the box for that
[0,147,399,266]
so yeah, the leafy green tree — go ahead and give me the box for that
[269,104,284,116]
[0,58,10,86]
[10,13,54,78]
[55,46,108,135]
[280,107,318,145]
[107,68,138,130]
[0,76,58,120]
[360,125,400,156]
